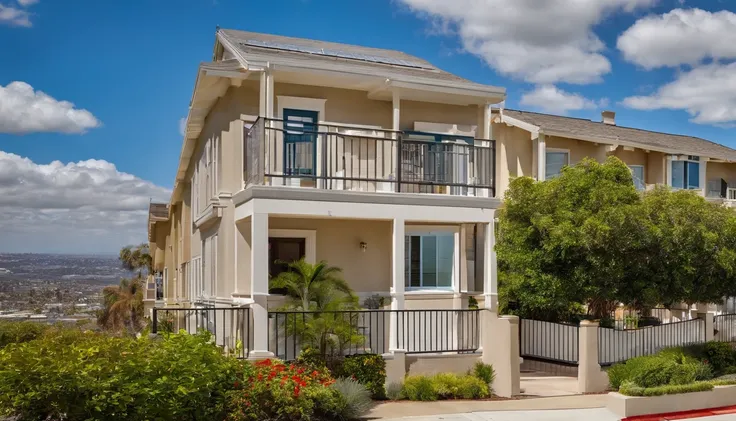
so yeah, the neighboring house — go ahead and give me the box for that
[150,29,505,360]
[146,203,170,313]
[493,109,736,202]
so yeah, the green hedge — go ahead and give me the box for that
[0,321,51,348]
[400,373,490,401]
[338,354,387,399]
[607,349,714,390]
[619,380,714,397]
[0,329,241,421]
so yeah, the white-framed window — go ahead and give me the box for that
[202,234,218,298]
[545,149,570,179]
[189,256,203,301]
[191,168,198,220]
[179,262,188,301]
[671,156,700,190]
[191,138,220,220]
[405,231,455,289]
[628,165,645,191]
[161,267,168,301]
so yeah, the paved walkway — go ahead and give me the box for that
[369,408,736,421]
[365,395,607,419]
[519,374,578,397]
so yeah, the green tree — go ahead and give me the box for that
[97,278,144,334]
[119,243,152,279]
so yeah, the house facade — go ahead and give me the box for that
[148,28,510,369]
[493,109,736,202]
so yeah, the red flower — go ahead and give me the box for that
[234,381,240,388]
[294,385,301,397]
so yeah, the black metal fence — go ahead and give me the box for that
[152,306,251,359]
[598,318,705,366]
[268,309,480,361]
[715,313,736,343]
[519,319,579,366]
[244,118,496,197]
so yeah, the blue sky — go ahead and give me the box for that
[0,0,735,253]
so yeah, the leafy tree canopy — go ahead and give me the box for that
[498,157,736,321]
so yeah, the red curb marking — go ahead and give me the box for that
[623,405,736,421]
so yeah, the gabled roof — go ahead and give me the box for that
[217,29,504,95]
[501,109,736,162]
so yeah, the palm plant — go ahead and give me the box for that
[119,243,152,279]
[270,259,354,311]
[97,277,144,334]
[270,259,362,356]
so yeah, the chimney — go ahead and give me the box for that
[602,110,616,125]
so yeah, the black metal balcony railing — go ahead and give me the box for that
[152,306,251,359]
[244,118,496,197]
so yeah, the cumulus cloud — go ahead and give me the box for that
[617,8,736,69]
[0,81,101,134]
[520,85,600,114]
[622,63,736,125]
[398,0,656,84]
[0,151,171,253]
[0,4,31,27]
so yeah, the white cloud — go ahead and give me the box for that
[617,8,736,69]
[520,85,600,114]
[0,151,171,253]
[16,0,38,6]
[0,4,31,27]
[622,63,736,125]
[0,81,101,134]
[398,0,656,84]
[179,117,187,137]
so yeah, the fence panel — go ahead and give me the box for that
[268,309,480,361]
[395,309,480,354]
[519,319,579,365]
[598,318,705,366]
[715,313,736,343]
[152,306,251,359]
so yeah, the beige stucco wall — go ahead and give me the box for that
[547,136,607,164]
[406,354,481,376]
[646,152,666,186]
[492,123,534,198]
[400,100,479,132]
[707,161,736,187]
[268,217,392,293]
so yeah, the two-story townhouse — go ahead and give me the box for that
[493,109,736,201]
[150,28,512,374]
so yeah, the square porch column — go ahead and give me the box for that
[389,217,405,352]
[249,212,273,359]
[536,133,546,181]
[483,217,498,312]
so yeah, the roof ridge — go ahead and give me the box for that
[504,108,736,153]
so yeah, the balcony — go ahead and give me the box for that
[244,118,496,197]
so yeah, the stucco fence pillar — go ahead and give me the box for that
[578,320,609,393]
[481,311,520,397]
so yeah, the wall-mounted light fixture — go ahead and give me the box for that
[360,241,368,252]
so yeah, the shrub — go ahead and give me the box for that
[227,358,340,421]
[456,375,490,399]
[619,380,713,397]
[338,354,387,399]
[694,361,714,381]
[630,357,679,388]
[402,376,438,401]
[296,346,328,372]
[607,355,655,390]
[472,362,495,387]
[668,363,698,385]
[330,378,373,420]
[0,321,51,348]
[0,329,241,421]
[431,373,462,399]
[680,342,736,376]
[385,382,403,400]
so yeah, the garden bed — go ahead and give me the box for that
[607,385,736,418]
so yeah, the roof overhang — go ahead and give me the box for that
[497,111,729,161]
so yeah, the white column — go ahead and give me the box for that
[259,71,267,118]
[482,103,492,140]
[392,90,400,132]
[484,216,498,312]
[665,155,672,187]
[389,217,405,351]
[537,133,546,181]
[700,158,708,197]
[392,90,400,191]
[249,212,273,359]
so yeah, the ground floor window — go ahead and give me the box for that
[405,232,454,289]
[628,165,645,191]
[545,149,569,179]
[268,237,305,294]
[671,157,700,189]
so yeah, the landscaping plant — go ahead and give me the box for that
[338,354,387,399]
[330,378,374,420]
[401,373,490,401]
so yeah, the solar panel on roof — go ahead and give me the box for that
[241,39,434,70]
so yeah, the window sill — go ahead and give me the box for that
[193,202,222,229]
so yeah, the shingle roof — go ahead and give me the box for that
[148,203,169,221]
[218,29,500,92]
[502,109,736,162]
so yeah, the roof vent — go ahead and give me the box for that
[602,110,616,126]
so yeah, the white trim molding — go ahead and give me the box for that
[276,96,327,120]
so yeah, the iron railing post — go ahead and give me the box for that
[152,308,158,334]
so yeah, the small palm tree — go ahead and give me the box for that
[270,259,354,311]
[119,243,152,279]
[97,277,144,334]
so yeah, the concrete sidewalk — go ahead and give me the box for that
[370,408,618,421]
[365,395,607,419]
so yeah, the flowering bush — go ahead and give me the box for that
[337,354,387,399]
[227,359,343,421]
